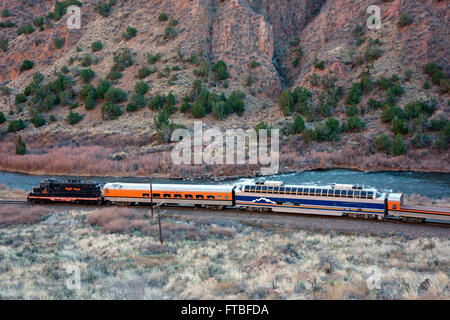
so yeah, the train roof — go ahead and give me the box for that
[239,181,379,192]
[103,183,234,193]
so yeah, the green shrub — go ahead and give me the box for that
[80,68,95,83]
[20,60,34,72]
[148,95,167,110]
[0,111,5,124]
[346,82,362,105]
[107,70,122,81]
[15,135,26,155]
[97,1,115,17]
[424,62,446,86]
[397,13,414,27]
[212,101,227,120]
[17,24,34,36]
[32,116,46,128]
[313,58,325,70]
[61,65,70,74]
[104,87,127,103]
[390,134,407,155]
[91,41,103,52]
[168,18,178,27]
[101,102,123,120]
[147,53,162,65]
[364,44,383,62]
[80,54,92,67]
[392,117,408,135]
[79,84,96,101]
[164,26,177,39]
[373,133,390,152]
[85,94,95,110]
[66,111,83,125]
[368,98,382,110]
[282,117,305,136]
[126,94,147,112]
[134,81,149,95]
[213,60,229,80]
[123,26,137,40]
[158,13,168,22]
[8,119,26,132]
[15,93,27,104]
[33,17,45,27]
[250,60,260,69]
[346,105,358,117]
[227,91,245,116]
[278,89,294,115]
[191,101,206,118]
[112,48,134,71]
[2,9,10,18]
[405,100,435,119]
[180,101,191,113]
[380,105,405,123]
[314,118,340,142]
[411,133,431,149]
[0,37,8,52]
[138,66,152,79]
[54,37,65,49]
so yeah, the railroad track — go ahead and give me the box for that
[0,199,28,205]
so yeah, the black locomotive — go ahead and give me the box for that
[27,179,102,204]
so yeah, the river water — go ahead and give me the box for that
[1,169,449,199]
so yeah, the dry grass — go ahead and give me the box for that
[0,184,28,200]
[0,205,53,226]
[0,206,448,300]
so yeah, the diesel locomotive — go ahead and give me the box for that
[27,179,450,223]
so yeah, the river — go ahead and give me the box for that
[1,169,449,199]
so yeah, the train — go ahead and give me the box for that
[27,179,450,223]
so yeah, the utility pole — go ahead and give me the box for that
[150,182,153,218]
[158,213,163,244]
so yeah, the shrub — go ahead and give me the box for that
[278,89,294,115]
[180,101,191,113]
[97,0,116,17]
[314,118,340,142]
[346,105,358,117]
[392,117,408,135]
[212,101,227,120]
[373,133,390,152]
[8,119,26,132]
[61,65,70,74]
[54,37,65,49]
[424,62,446,86]
[66,111,83,125]
[390,134,407,155]
[0,112,5,124]
[346,82,362,105]
[104,87,127,103]
[79,84,96,101]
[168,18,178,27]
[101,102,123,120]
[397,13,414,27]
[16,24,34,36]
[213,60,229,80]
[368,98,382,110]
[313,58,325,70]
[15,93,27,104]
[292,115,306,134]
[15,135,27,155]
[107,70,122,81]
[80,68,95,83]
[191,101,206,118]
[138,66,151,79]
[126,94,147,112]
[2,9,10,18]
[357,102,378,124]
[33,17,45,28]
[85,94,95,110]
[0,37,8,52]
[364,44,383,62]
[112,48,134,72]
[147,53,162,65]
[91,41,103,52]
[80,54,92,67]
[411,133,431,149]
[158,13,168,22]
[134,81,149,95]
[164,26,177,39]
[250,60,260,69]
[227,91,245,116]
[381,105,405,123]
[20,60,34,72]
[123,26,137,40]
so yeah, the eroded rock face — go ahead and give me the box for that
[0,0,448,99]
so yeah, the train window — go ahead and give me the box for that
[244,185,250,192]
[309,189,316,196]
[279,187,285,194]
[328,190,334,197]
[104,189,109,194]
[341,190,347,197]
[185,194,193,199]
[347,191,354,198]
[367,192,374,199]
[267,186,274,193]
[256,186,262,192]
[322,189,328,196]
[360,191,367,199]
[392,205,397,209]
[277,201,283,205]
[174,194,182,198]
[142,193,150,197]
[217,195,221,199]
[261,186,267,193]
[302,188,308,195]
[196,195,204,199]
[163,194,172,198]
[153,193,161,198]
[294,203,300,206]
[354,191,360,198]
[250,186,256,192]
[207,195,215,199]
[273,187,280,193]
[225,195,229,199]
[295,188,301,195]
[335,190,341,197]
[285,187,291,194]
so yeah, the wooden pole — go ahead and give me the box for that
[158,214,163,244]
[150,182,153,218]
